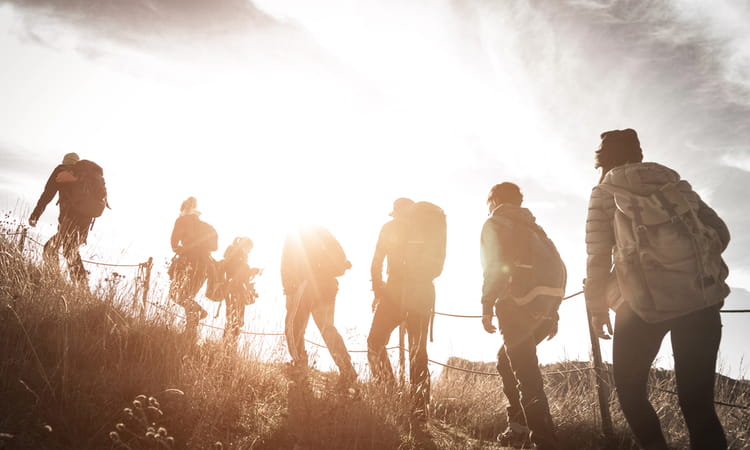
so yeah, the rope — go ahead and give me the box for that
[721,310,750,313]
[648,385,749,410]
[145,300,286,336]
[24,235,141,268]
[434,290,585,319]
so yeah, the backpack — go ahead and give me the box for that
[502,215,567,316]
[194,220,218,254]
[65,160,108,218]
[599,181,729,323]
[307,227,351,278]
[403,201,447,282]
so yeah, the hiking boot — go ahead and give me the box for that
[497,422,531,449]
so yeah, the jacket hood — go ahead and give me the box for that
[602,162,681,195]
[489,203,536,226]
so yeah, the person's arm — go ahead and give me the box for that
[371,225,388,294]
[29,166,63,225]
[584,186,615,338]
[480,218,511,333]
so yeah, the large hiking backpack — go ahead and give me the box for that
[66,160,108,218]
[599,181,729,322]
[403,201,447,282]
[306,227,351,278]
[503,216,566,315]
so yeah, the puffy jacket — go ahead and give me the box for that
[585,162,730,317]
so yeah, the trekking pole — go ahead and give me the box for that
[584,279,614,440]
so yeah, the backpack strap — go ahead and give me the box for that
[597,184,650,247]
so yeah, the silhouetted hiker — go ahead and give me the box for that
[585,128,730,450]
[281,225,357,386]
[29,153,108,285]
[368,198,446,423]
[480,183,565,450]
[210,237,261,341]
[168,197,217,336]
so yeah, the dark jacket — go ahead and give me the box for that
[30,164,76,221]
[170,214,218,258]
[585,162,730,317]
[481,204,566,317]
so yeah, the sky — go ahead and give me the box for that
[1,0,749,379]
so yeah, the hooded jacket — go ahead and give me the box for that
[481,204,566,317]
[585,162,730,318]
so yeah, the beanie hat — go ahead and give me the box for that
[488,182,523,207]
[595,128,643,169]
[62,152,80,165]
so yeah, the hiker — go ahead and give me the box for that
[28,153,108,285]
[367,198,446,422]
[168,197,218,334]
[480,182,565,450]
[281,225,357,385]
[585,128,730,450]
[213,237,261,341]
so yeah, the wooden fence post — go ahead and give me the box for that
[398,323,406,386]
[17,225,27,253]
[586,300,614,440]
[139,257,153,321]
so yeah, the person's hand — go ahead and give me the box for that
[590,311,613,340]
[482,315,497,334]
[28,217,37,227]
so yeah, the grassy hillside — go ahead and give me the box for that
[1,233,748,449]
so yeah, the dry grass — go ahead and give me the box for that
[0,230,748,449]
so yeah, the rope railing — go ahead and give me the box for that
[5,226,750,412]
[435,290,586,318]
[23,235,143,268]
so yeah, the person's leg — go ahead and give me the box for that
[670,306,727,450]
[42,233,62,269]
[497,344,526,427]
[406,311,430,420]
[224,297,240,340]
[613,303,669,450]
[61,215,90,285]
[311,300,357,381]
[497,301,556,449]
[285,293,311,366]
[367,300,401,386]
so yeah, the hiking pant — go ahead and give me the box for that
[224,296,246,339]
[367,297,431,415]
[613,302,726,450]
[284,285,356,380]
[43,212,91,284]
[495,299,557,449]
[168,254,209,328]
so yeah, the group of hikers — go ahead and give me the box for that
[28,129,732,450]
